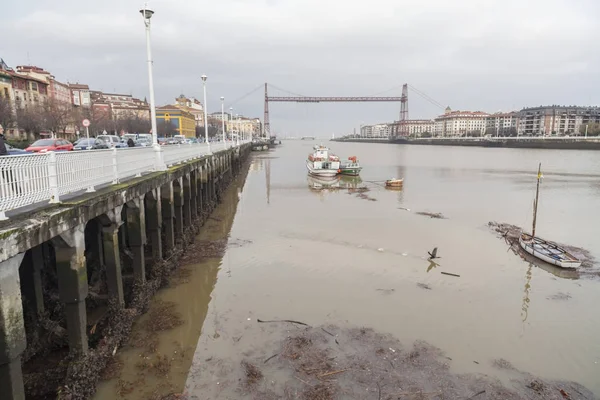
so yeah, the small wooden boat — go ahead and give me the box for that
[339,156,362,176]
[385,178,404,187]
[519,163,581,269]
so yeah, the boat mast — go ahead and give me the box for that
[531,163,541,238]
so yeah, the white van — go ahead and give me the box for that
[174,135,186,143]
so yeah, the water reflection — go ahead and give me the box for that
[426,259,440,273]
[339,175,363,189]
[521,264,533,323]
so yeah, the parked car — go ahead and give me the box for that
[135,137,152,147]
[25,138,73,153]
[73,138,109,151]
[97,134,126,148]
[5,144,27,155]
[158,137,168,146]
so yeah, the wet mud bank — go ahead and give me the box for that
[186,323,597,400]
[21,156,252,400]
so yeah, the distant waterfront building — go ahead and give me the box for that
[156,105,196,137]
[227,116,262,136]
[174,94,204,127]
[69,83,91,108]
[406,120,435,136]
[91,91,150,120]
[434,107,489,137]
[517,106,600,136]
[486,112,519,136]
[360,123,392,138]
[209,111,231,122]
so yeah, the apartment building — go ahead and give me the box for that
[434,107,489,136]
[360,123,392,138]
[486,112,519,136]
[91,91,150,120]
[518,106,600,136]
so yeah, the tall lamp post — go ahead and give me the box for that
[220,96,226,148]
[201,74,210,153]
[140,6,165,170]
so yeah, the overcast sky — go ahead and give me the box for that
[2,0,599,137]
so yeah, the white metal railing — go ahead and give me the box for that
[0,140,244,220]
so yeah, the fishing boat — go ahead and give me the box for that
[339,156,362,176]
[385,178,404,188]
[518,164,581,269]
[306,145,340,177]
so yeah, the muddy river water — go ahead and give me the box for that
[95,141,600,399]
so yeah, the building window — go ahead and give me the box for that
[30,82,38,91]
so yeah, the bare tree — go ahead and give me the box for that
[0,96,15,129]
[114,112,151,134]
[16,105,45,137]
[196,125,219,139]
[43,99,73,134]
[579,123,600,137]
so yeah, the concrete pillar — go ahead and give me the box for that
[126,198,146,284]
[53,225,88,355]
[173,181,184,240]
[19,246,45,322]
[102,224,124,307]
[183,175,192,228]
[145,190,163,262]
[189,171,198,220]
[0,253,26,400]
[161,183,175,254]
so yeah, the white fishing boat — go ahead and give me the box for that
[519,163,581,269]
[306,145,340,177]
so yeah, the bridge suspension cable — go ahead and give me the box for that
[408,85,445,110]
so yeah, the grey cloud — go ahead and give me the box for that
[2,0,599,136]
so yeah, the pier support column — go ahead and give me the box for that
[161,182,175,254]
[190,171,198,220]
[102,224,124,307]
[173,179,184,240]
[53,225,88,355]
[127,198,146,284]
[145,189,163,262]
[183,174,192,228]
[0,253,26,400]
[20,246,45,321]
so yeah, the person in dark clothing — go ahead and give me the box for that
[127,138,135,147]
[0,124,7,156]
[0,124,20,195]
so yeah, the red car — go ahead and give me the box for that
[26,138,73,153]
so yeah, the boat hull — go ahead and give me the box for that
[339,167,362,176]
[306,160,339,177]
[519,233,581,269]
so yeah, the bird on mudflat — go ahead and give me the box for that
[428,247,439,260]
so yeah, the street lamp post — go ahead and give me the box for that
[237,114,242,144]
[221,96,226,148]
[140,6,165,170]
[230,107,235,145]
[201,74,210,153]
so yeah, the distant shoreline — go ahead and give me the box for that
[331,137,600,150]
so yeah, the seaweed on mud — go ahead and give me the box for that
[145,300,184,332]
[242,360,264,387]
[416,211,446,219]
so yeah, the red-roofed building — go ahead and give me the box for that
[434,107,490,136]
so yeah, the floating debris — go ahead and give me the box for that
[416,212,446,219]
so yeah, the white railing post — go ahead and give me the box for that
[154,144,166,171]
[0,211,6,221]
[111,147,119,184]
[48,151,60,203]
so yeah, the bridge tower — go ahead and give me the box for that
[263,83,270,138]
[398,83,409,137]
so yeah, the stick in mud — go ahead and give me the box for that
[466,390,486,399]
[257,318,310,326]
[321,327,335,337]
[441,272,460,277]
[263,353,279,364]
